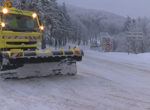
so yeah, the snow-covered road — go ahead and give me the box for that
[0,50,150,110]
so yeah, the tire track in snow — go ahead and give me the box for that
[77,53,150,110]
[83,55,150,87]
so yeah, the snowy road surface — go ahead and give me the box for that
[0,50,150,110]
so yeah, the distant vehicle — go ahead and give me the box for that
[90,42,100,51]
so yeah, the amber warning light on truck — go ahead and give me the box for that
[40,26,44,30]
[32,13,37,18]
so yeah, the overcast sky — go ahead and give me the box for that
[57,0,150,18]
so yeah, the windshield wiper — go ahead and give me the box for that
[26,27,37,32]
[3,27,37,32]
[3,28,25,32]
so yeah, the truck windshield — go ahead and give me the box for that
[1,13,39,32]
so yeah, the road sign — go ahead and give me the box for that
[3,0,12,8]
[101,32,109,45]
[106,42,110,47]
[105,47,110,52]
[102,37,106,43]
[100,32,108,36]
[106,38,110,42]
[126,32,143,40]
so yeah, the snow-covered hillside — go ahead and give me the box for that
[66,4,126,27]
[0,49,150,110]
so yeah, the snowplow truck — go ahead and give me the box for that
[0,3,84,79]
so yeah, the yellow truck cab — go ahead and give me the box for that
[0,6,43,50]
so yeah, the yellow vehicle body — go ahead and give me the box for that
[0,6,42,50]
[0,1,84,79]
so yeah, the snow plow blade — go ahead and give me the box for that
[0,48,84,79]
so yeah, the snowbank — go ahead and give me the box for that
[85,50,150,64]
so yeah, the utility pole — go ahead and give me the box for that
[142,40,144,53]
[127,40,129,55]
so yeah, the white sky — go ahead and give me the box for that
[57,0,150,18]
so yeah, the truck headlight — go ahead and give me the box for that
[1,22,5,27]
[3,8,8,14]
